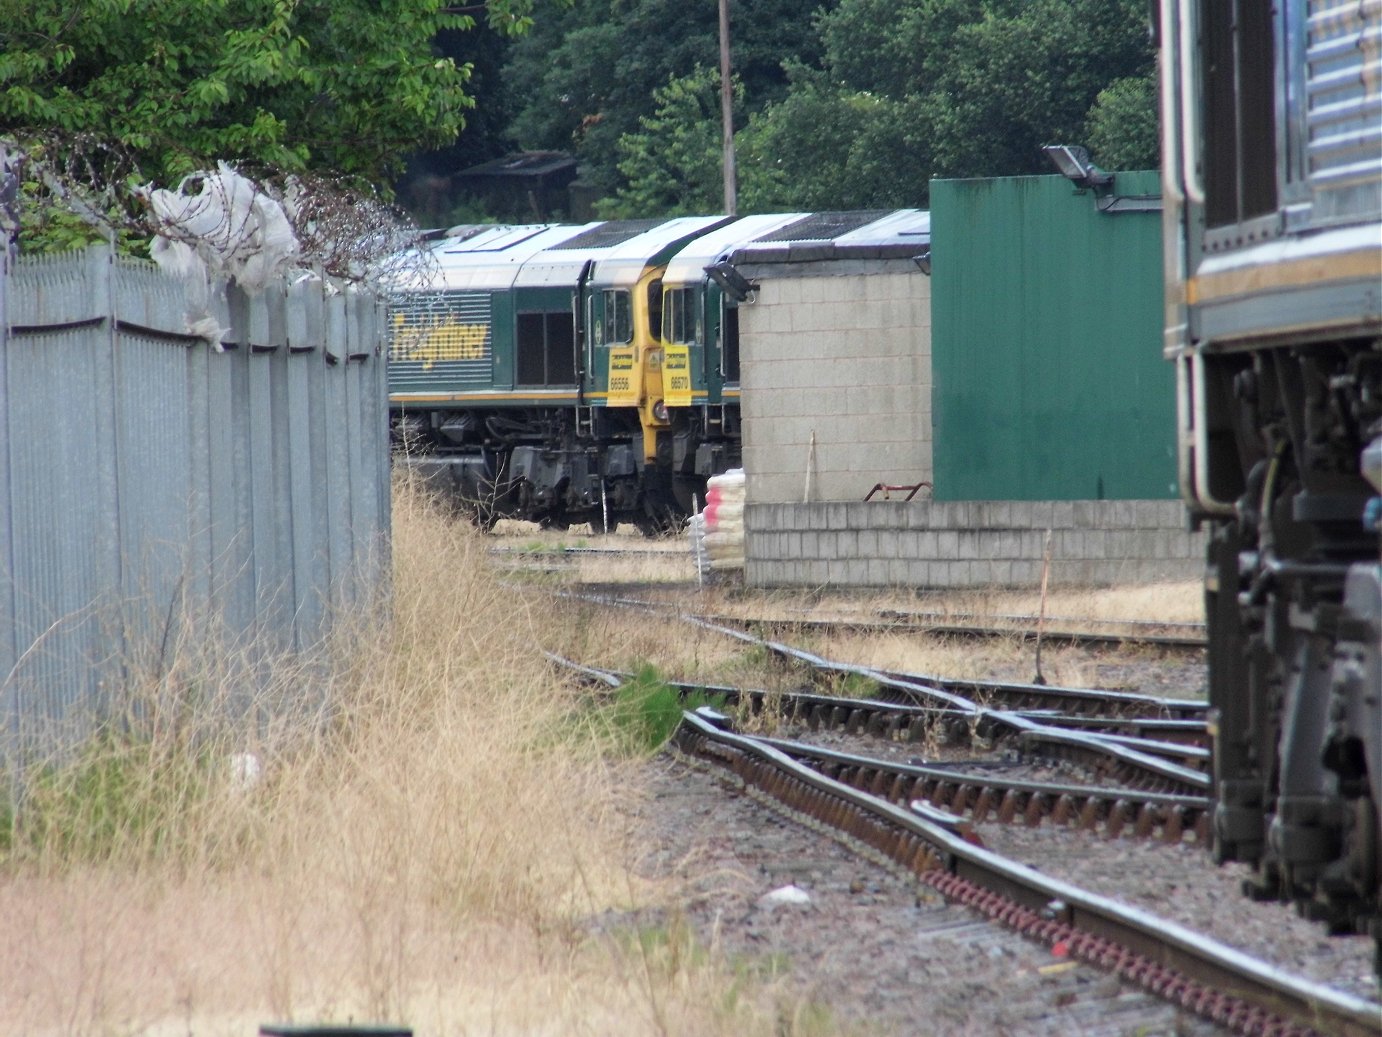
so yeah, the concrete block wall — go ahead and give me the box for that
[744,499,1205,589]
[737,261,932,504]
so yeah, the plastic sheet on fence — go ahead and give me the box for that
[145,162,300,344]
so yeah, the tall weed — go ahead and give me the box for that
[0,476,811,1035]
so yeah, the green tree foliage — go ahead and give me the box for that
[598,67,737,218]
[898,0,1154,178]
[735,68,934,213]
[501,0,830,199]
[608,0,1157,213]
[0,0,543,187]
[1084,75,1160,171]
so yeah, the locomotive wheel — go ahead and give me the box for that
[462,490,499,532]
[633,515,668,538]
[434,485,497,533]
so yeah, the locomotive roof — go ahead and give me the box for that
[389,211,930,293]
[729,208,931,264]
[401,223,603,292]
[661,213,809,286]
[513,215,734,289]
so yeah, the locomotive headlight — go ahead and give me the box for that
[653,399,669,423]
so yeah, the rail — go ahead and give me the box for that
[673,710,1382,1037]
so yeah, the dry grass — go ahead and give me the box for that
[487,521,699,586]
[2,496,1202,1034]
[539,589,1199,699]
[785,629,1091,688]
[0,482,829,1037]
[924,582,1204,627]
[490,518,1203,689]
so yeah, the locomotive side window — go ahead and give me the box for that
[598,289,633,344]
[546,311,576,383]
[1201,0,1278,228]
[516,311,577,386]
[664,287,697,344]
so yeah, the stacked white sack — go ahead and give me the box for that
[703,468,746,570]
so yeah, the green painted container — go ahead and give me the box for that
[930,173,1175,501]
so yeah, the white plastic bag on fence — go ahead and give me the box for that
[145,162,299,288]
[144,162,301,346]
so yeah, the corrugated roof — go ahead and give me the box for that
[751,210,893,242]
[554,219,665,250]
[731,209,931,264]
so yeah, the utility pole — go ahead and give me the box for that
[718,0,737,215]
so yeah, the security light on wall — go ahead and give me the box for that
[1042,144,1114,189]
[912,250,931,276]
[1041,143,1161,214]
[705,260,754,302]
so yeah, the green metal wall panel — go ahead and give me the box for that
[930,173,1176,501]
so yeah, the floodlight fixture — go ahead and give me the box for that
[1042,144,1114,189]
[705,260,754,302]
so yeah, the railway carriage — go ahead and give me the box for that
[1159,0,1382,967]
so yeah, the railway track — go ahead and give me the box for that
[551,623,1380,1033]
[639,751,1234,1036]
[668,710,1380,1037]
[652,614,1210,781]
[554,654,1210,816]
[557,585,1209,657]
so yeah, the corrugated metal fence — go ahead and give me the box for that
[0,244,390,763]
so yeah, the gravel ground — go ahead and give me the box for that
[622,755,1225,1036]
[1074,649,1208,700]
[623,753,1380,1035]
[979,824,1381,1003]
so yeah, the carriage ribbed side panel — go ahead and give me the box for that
[386,289,493,393]
[1305,0,1382,221]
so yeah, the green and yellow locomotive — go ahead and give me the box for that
[386,209,929,534]
[387,216,733,532]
